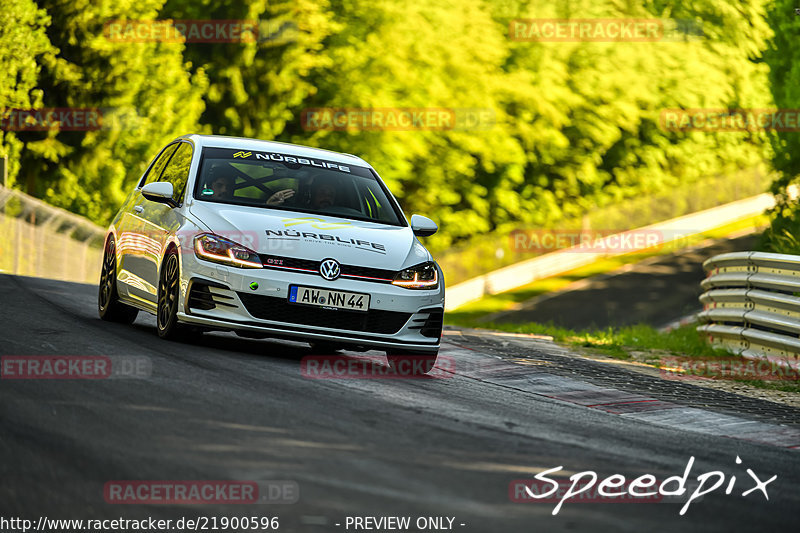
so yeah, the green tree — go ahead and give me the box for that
[281,0,522,249]
[490,0,773,236]
[762,0,800,253]
[161,0,338,139]
[0,0,55,185]
[17,0,207,224]
[9,0,778,250]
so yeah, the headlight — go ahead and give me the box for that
[194,233,262,269]
[392,262,438,289]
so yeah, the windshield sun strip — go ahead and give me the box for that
[192,149,408,227]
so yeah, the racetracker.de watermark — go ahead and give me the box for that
[300,107,496,131]
[1,107,167,132]
[0,108,102,131]
[117,229,262,256]
[510,18,662,41]
[103,19,296,43]
[510,478,666,503]
[301,355,447,379]
[509,229,683,253]
[300,355,527,380]
[508,18,704,42]
[660,108,800,132]
[104,480,298,504]
[104,20,254,43]
[0,356,151,379]
[660,357,800,382]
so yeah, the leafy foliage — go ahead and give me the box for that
[14,0,207,223]
[0,0,55,183]
[761,0,800,253]
[2,0,786,251]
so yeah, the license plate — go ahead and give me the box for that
[288,285,370,312]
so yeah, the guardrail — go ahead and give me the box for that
[0,185,105,284]
[698,251,800,369]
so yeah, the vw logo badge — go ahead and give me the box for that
[319,259,341,281]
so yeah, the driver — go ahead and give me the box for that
[206,171,235,201]
[309,180,336,209]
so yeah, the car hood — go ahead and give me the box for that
[188,201,431,270]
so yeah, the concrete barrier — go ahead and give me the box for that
[0,187,104,284]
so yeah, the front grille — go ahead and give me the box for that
[260,255,318,271]
[407,307,444,338]
[342,264,395,281]
[258,254,395,283]
[187,280,236,311]
[238,293,412,334]
[188,284,215,310]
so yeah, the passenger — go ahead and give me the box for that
[267,177,336,210]
[266,188,296,206]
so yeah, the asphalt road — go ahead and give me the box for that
[1,273,799,533]
[488,234,757,329]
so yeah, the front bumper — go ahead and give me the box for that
[177,255,444,352]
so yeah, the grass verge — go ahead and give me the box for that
[448,321,800,393]
[452,321,724,359]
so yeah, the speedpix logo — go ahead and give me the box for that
[512,456,776,516]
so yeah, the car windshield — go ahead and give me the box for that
[194,147,404,226]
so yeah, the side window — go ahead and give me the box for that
[159,142,193,203]
[140,143,179,188]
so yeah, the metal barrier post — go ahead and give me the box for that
[699,251,800,366]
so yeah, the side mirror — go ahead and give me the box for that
[141,182,176,207]
[410,214,438,237]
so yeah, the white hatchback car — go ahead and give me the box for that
[98,135,444,372]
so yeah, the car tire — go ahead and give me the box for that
[98,236,139,324]
[156,249,185,340]
[386,350,438,376]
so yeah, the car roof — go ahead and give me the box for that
[178,134,369,167]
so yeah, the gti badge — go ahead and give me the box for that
[319,258,341,281]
